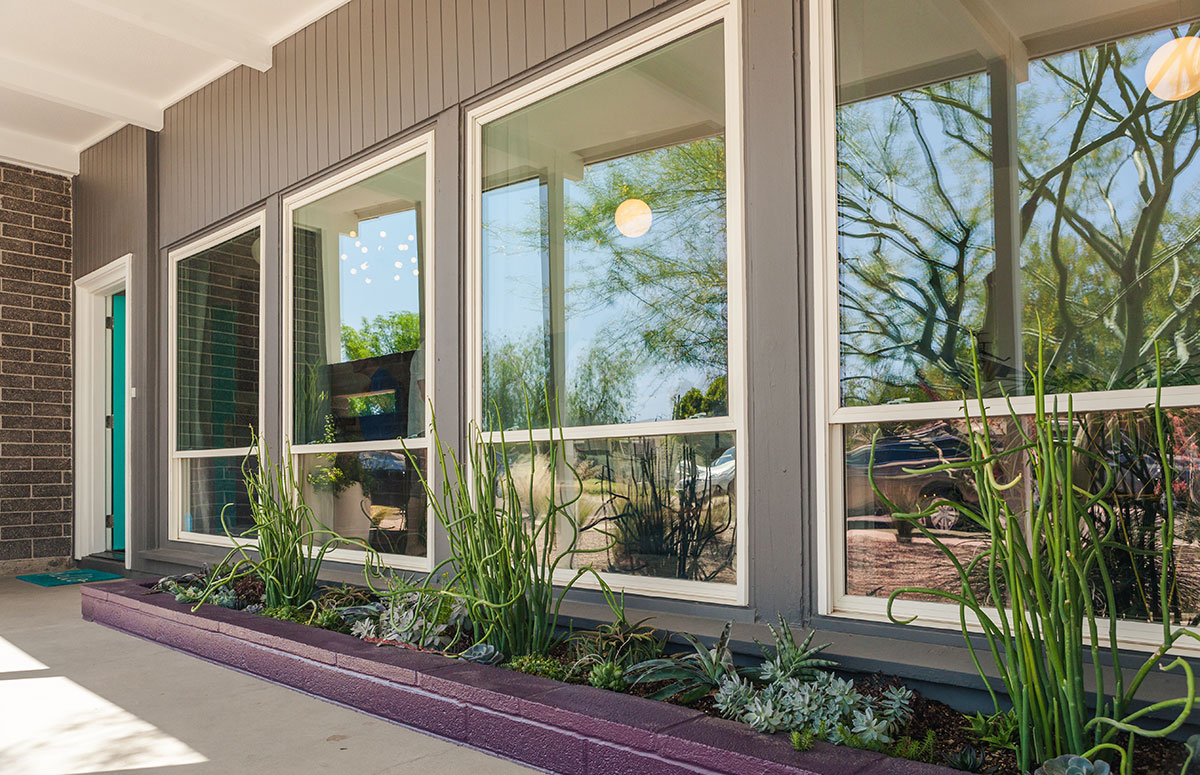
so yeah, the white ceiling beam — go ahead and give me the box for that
[0,54,162,130]
[958,0,1030,83]
[0,127,78,176]
[69,0,274,72]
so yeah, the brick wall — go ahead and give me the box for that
[0,162,73,577]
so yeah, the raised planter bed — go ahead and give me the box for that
[82,580,956,775]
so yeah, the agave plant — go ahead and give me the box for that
[942,745,990,773]
[1034,755,1111,775]
[755,615,835,684]
[624,620,749,704]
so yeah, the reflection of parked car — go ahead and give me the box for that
[676,447,736,495]
[845,427,978,531]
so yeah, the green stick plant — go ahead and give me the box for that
[873,336,1199,774]
[397,401,618,658]
[197,430,384,613]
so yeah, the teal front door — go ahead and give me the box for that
[110,292,126,553]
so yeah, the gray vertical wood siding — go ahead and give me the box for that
[74,126,150,279]
[157,0,671,247]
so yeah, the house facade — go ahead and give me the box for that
[0,0,1190,711]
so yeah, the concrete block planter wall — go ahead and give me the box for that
[81,580,957,775]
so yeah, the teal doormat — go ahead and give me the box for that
[16,569,123,587]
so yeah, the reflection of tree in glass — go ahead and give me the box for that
[564,138,728,375]
[341,311,421,360]
[673,375,728,420]
[839,26,1200,405]
[482,332,636,429]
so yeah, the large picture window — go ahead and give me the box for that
[469,1,744,601]
[821,0,1200,638]
[169,214,263,542]
[285,134,433,568]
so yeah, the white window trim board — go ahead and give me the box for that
[808,0,1200,652]
[280,131,437,574]
[465,0,747,606]
[74,255,133,568]
[167,210,267,546]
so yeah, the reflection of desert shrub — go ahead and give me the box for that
[589,440,735,581]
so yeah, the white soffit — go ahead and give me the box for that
[0,0,351,176]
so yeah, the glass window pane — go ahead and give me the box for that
[836,3,1200,407]
[843,409,1200,625]
[180,455,257,536]
[481,24,728,430]
[293,154,428,445]
[176,228,260,450]
[297,449,428,558]
[498,431,736,584]
[843,418,1020,604]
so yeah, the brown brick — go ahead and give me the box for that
[1,524,61,539]
[2,224,64,246]
[32,536,70,557]
[2,197,62,220]
[32,189,69,209]
[32,216,70,235]
[0,538,31,559]
[32,510,69,524]
[0,182,33,201]
[33,243,69,261]
[0,512,31,526]
[2,306,62,325]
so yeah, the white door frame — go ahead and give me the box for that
[74,255,133,568]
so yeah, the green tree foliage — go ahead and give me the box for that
[673,376,728,420]
[563,138,728,375]
[341,311,421,360]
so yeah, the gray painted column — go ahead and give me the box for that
[741,0,804,621]
[429,106,462,570]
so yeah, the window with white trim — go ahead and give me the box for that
[169,215,263,540]
[285,136,433,567]
[469,1,745,601]
[822,0,1200,632]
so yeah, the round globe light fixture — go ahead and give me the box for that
[1146,35,1200,101]
[614,198,652,238]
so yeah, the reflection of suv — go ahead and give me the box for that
[675,447,736,495]
[844,427,978,531]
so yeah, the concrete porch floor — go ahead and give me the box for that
[0,578,536,775]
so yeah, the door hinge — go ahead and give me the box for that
[105,315,114,330]
[105,415,113,429]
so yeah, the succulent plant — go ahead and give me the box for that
[877,685,914,729]
[851,707,894,746]
[754,615,836,684]
[507,654,568,681]
[460,643,502,665]
[625,620,749,705]
[350,618,378,640]
[1034,755,1111,775]
[713,674,756,719]
[942,745,989,773]
[587,661,626,691]
[742,695,791,734]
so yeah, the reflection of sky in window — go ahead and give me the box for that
[337,209,420,331]
[482,155,721,423]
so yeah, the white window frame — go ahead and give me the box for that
[281,131,436,573]
[168,211,267,547]
[806,0,1200,653]
[465,0,747,605]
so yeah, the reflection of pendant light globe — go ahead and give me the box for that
[614,198,652,238]
[1145,36,1200,101]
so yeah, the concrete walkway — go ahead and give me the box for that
[0,577,536,775]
